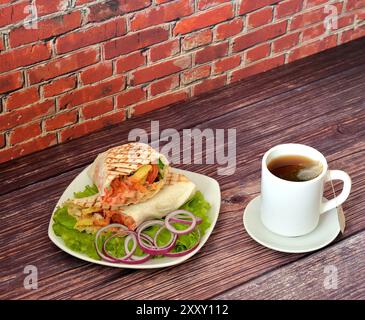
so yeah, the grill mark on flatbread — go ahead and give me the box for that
[165,172,189,185]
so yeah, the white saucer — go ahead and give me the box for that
[243,195,341,253]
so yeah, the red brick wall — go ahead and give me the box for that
[0,0,364,163]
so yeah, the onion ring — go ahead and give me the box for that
[95,223,131,263]
[165,210,197,235]
[123,234,151,264]
[137,220,177,255]
[164,228,201,257]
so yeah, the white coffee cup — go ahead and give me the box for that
[260,144,351,237]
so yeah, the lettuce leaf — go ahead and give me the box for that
[73,184,98,198]
[52,185,211,261]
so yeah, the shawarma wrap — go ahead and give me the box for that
[88,142,169,206]
[66,172,197,232]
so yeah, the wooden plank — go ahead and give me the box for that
[0,61,364,299]
[1,37,365,196]
[214,231,365,300]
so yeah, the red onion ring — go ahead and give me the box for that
[95,223,131,263]
[165,210,197,235]
[164,229,201,257]
[153,225,175,248]
[169,214,202,225]
[102,231,136,263]
[137,220,177,255]
[123,234,151,264]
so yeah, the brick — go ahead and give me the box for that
[0,0,15,5]
[337,14,355,29]
[0,134,57,164]
[115,51,146,73]
[59,76,125,109]
[247,7,273,29]
[357,10,365,22]
[182,29,212,51]
[193,75,226,96]
[104,26,169,59]
[9,122,42,145]
[44,110,78,131]
[272,32,300,53]
[43,76,77,98]
[239,0,280,15]
[195,42,228,64]
[0,71,23,94]
[305,0,328,8]
[9,11,82,48]
[231,55,285,82]
[5,87,39,111]
[150,39,180,62]
[0,36,4,51]
[174,3,234,35]
[132,90,188,116]
[75,0,93,4]
[36,0,69,16]
[289,35,338,62]
[131,0,193,31]
[246,43,271,63]
[116,87,146,108]
[28,48,99,84]
[182,65,211,84]
[341,25,365,43]
[233,21,287,52]
[0,1,28,28]
[215,18,243,41]
[88,0,151,22]
[0,43,51,74]
[302,23,326,42]
[276,0,303,19]
[59,110,125,142]
[81,98,114,120]
[56,17,126,54]
[0,134,4,148]
[131,56,191,85]
[290,8,325,30]
[213,55,241,74]
[346,0,365,10]
[0,100,54,131]
[150,75,179,96]
[290,4,343,31]
[197,0,230,10]
[80,62,113,85]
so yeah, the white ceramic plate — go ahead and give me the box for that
[243,195,340,253]
[48,167,221,269]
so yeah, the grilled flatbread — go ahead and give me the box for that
[88,142,169,206]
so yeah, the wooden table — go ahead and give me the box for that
[1,38,364,300]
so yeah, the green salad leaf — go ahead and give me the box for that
[73,184,98,198]
[53,185,211,261]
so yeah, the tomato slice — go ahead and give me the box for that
[146,164,159,184]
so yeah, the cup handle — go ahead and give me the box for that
[320,170,352,214]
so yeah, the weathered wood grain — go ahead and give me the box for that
[214,231,365,300]
[0,47,364,299]
[1,37,365,196]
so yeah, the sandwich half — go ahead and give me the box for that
[66,172,196,232]
[88,142,169,206]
